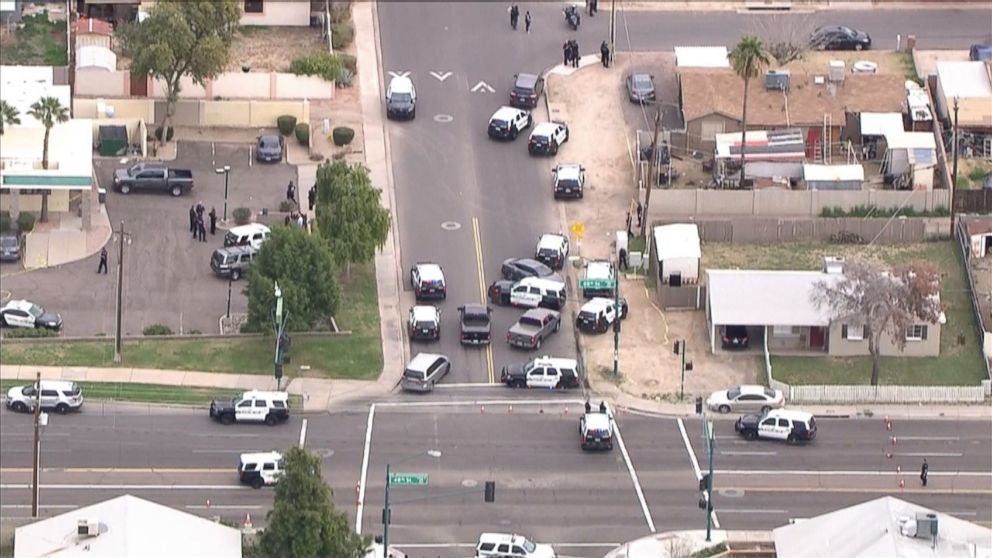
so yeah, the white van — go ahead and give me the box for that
[509,276,566,310]
[238,451,283,489]
[224,224,271,250]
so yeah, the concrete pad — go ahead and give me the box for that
[23,231,49,269]
[46,229,86,267]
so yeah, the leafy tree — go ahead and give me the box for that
[27,96,69,223]
[117,0,240,148]
[314,159,350,206]
[244,226,340,332]
[258,447,369,558]
[812,259,942,386]
[315,162,391,277]
[728,36,770,188]
[0,100,21,135]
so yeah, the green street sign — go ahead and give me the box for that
[389,473,428,486]
[579,278,616,290]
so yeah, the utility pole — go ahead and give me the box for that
[612,262,621,377]
[674,339,692,400]
[215,166,231,222]
[112,221,125,363]
[383,463,391,556]
[950,96,959,229]
[641,108,662,239]
[608,0,616,64]
[273,282,287,390]
[705,420,715,542]
[31,371,42,518]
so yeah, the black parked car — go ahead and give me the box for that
[809,25,871,51]
[255,134,284,163]
[501,258,559,282]
[0,231,22,262]
[721,325,750,350]
[509,73,545,109]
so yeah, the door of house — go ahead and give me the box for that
[809,327,825,350]
[806,128,822,161]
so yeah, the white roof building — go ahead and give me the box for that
[14,495,242,558]
[675,46,730,69]
[706,269,839,328]
[774,496,992,558]
[859,112,905,137]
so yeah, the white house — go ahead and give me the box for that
[963,216,992,258]
[653,223,700,285]
[14,494,242,557]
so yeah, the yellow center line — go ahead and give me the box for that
[472,217,496,384]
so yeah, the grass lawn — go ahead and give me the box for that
[0,13,67,66]
[0,379,247,407]
[703,241,986,386]
[0,264,383,381]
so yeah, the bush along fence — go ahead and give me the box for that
[763,333,990,404]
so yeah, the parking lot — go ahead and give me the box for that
[1,141,296,336]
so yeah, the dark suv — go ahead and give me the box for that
[509,73,544,109]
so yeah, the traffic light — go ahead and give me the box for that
[484,481,496,503]
[699,473,710,491]
[685,361,693,372]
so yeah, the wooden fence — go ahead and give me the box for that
[788,384,987,404]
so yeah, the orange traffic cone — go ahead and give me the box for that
[244,513,253,529]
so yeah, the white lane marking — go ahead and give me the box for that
[470,80,495,93]
[388,71,411,79]
[897,452,963,457]
[715,470,992,477]
[719,508,789,514]
[1,504,77,510]
[428,71,453,82]
[677,418,721,529]
[355,403,376,534]
[434,382,500,388]
[186,505,263,510]
[375,398,586,408]
[299,418,308,449]
[895,437,961,441]
[0,484,249,490]
[614,419,655,533]
[945,511,978,516]
[191,450,252,454]
[721,451,777,456]
[5,448,71,453]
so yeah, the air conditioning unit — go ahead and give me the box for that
[765,69,790,91]
[915,513,938,540]
[77,519,100,538]
[828,60,845,82]
[823,256,845,274]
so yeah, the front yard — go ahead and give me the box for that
[0,12,67,66]
[702,240,986,386]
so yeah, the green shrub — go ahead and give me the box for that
[5,327,59,338]
[331,22,354,50]
[339,53,357,74]
[332,126,355,147]
[329,3,351,24]
[289,51,343,82]
[0,210,11,232]
[278,200,295,212]
[154,126,174,142]
[967,166,990,183]
[336,68,354,88]
[276,115,298,136]
[294,123,310,146]
[16,212,35,232]
[819,204,950,218]
[232,207,252,225]
[143,324,173,336]
[187,329,202,335]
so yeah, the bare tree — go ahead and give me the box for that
[752,13,818,66]
[664,534,695,558]
[811,259,942,386]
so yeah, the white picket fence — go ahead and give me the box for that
[788,384,988,404]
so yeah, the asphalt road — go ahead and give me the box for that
[2,403,989,557]
[0,141,295,336]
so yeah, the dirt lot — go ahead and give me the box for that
[226,26,327,73]
[548,55,759,401]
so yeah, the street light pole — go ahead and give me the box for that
[383,462,391,556]
[112,221,126,363]
[215,165,231,222]
[273,282,287,390]
[612,262,621,377]
[31,371,41,518]
[226,277,233,320]
[608,0,616,64]
[705,421,715,542]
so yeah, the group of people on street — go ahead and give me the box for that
[285,180,314,231]
[188,201,217,243]
[508,4,531,32]
[563,39,580,68]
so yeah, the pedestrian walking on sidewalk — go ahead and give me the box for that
[208,207,217,235]
[97,247,108,274]
[625,211,633,237]
[619,247,628,271]
[524,11,531,33]
[920,459,929,487]
[570,40,580,68]
[589,0,598,16]
[286,180,296,204]
[600,41,610,68]
[188,205,196,233]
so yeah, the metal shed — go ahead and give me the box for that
[803,164,865,191]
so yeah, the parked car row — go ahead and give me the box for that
[705,384,818,444]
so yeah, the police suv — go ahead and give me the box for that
[209,390,290,426]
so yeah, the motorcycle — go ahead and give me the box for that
[563,5,580,30]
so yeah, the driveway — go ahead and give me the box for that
[0,141,296,336]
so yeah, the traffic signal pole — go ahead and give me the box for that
[706,421,715,541]
[613,269,620,377]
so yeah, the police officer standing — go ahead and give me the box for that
[97,247,108,274]
[600,41,610,68]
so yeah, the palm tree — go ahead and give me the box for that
[0,100,20,135]
[729,35,770,188]
[27,96,70,223]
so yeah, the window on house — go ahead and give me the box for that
[905,324,928,341]
[842,323,867,341]
[244,0,263,14]
[772,325,798,337]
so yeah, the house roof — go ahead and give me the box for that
[884,131,936,150]
[653,224,701,261]
[964,216,992,237]
[937,61,992,99]
[674,46,729,68]
[14,495,242,558]
[679,70,907,127]
[74,16,113,35]
[715,129,806,161]
[773,496,992,558]
[707,269,840,327]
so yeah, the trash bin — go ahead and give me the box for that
[98,187,107,204]
[695,397,703,415]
